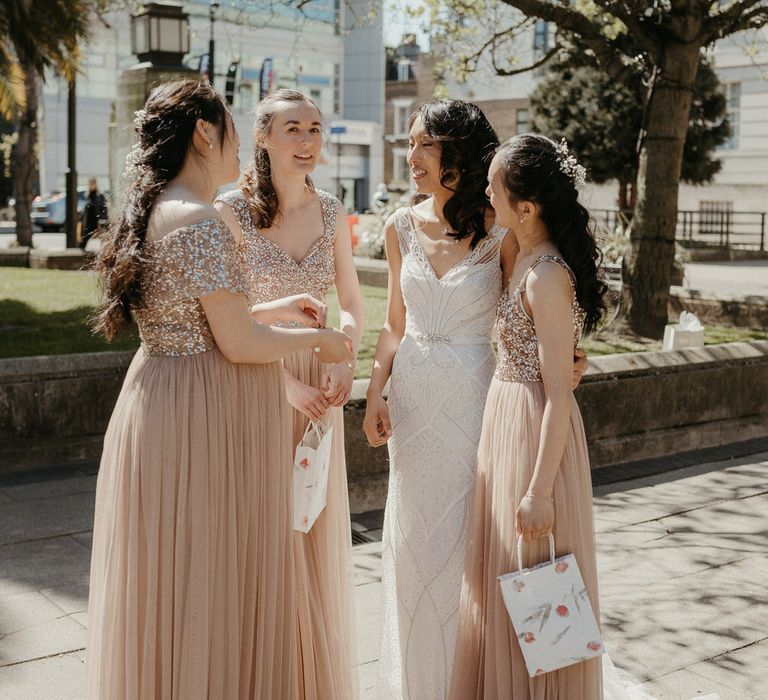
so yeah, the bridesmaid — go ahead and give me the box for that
[215,88,363,700]
[363,99,515,700]
[449,134,608,699]
[86,79,352,700]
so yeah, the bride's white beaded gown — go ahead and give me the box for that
[378,207,507,700]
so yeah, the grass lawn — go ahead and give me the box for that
[1,267,765,377]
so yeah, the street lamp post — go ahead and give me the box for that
[65,78,77,249]
[209,1,219,85]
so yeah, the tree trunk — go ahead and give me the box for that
[13,65,39,248]
[620,44,700,338]
[618,181,628,211]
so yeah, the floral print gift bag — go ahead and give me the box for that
[498,535,604,677]
[292,420,334,533]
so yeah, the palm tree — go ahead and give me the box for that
[0,1,95,247]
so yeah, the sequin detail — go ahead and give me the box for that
[495,255,586,383]
[216,189,339,315]
[136,218,247,356]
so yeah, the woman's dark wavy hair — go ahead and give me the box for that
[92,79,230,340]
[497,133,607,335]
[410,99,499,248]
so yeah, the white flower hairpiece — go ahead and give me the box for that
[133,109,147,128]
[122,141,143,182]
[554,139,587,189]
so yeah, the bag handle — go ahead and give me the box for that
[516,533,556,574]
[301,416,329,443]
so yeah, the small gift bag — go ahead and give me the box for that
[498,535,604,677]
[663,310,704,351]
[292,420,334,533]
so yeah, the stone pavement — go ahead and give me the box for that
[681,261,768,298]
[1,448,767,699]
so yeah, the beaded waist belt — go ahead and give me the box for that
[405,331,490,346]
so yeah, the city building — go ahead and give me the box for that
[383,34,436,192]
[39,0,384,213]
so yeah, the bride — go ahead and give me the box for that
[363,99,513,699]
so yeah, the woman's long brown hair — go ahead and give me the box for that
[238,89,321,229]
[92,79,230,340]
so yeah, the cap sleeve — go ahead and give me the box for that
[215,188,254,234]
[142,218,246,305]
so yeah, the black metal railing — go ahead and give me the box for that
[592,208,766,252]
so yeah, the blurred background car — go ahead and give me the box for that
[31,188,87,232]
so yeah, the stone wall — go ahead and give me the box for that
[2,342,767,512]
[669,289,768,329]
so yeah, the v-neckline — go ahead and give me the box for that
[409,211,501,282]
[251,191,329,266]
[252,230,326,267]
[409,212,474,282]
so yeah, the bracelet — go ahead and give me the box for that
[525,491,553,501]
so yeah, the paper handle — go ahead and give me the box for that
[516,533,556,573]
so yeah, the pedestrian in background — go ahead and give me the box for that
[79,178,108,249]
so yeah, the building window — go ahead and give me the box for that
[397,60,413,82]
[392,99,413,138]
[515,108,529,135]
[533,21,549,58]
[392,148,409,185]
[721,82,740,150]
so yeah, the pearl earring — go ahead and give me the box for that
[519,216,525,224]
[208,141,214,150]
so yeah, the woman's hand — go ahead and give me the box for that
[363,391,392,447]
[250,294,328,328]
[314,328,354,365]
[572,347,588,389]
[285,374,330,421]
[516,494,555,542]
[322,361,355,407]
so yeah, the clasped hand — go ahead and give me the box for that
[516,494,555,543]
[250,293,328,328]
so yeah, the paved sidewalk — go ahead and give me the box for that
[682,260,768,298]
[1,449,767,699]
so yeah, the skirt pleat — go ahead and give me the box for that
[86,347,298,700]
[450,378,602,700]
[283,348,358,700]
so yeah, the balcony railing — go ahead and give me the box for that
[592,208,766,252]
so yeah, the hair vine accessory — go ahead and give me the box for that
[554,139,587,189]
[133,109,148,130]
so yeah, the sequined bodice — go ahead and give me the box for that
[216,188,338,306]
[135,218,246,356]
[495,255,586,383]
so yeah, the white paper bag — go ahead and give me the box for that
[292,420,333,533]
[663,311,704,351]
[498,535,604,677]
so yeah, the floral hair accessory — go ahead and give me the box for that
[554,139,587,189]
[133,109,148,130]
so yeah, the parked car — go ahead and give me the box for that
[31,188,87,232]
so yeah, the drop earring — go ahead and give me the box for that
[208,141,214,150]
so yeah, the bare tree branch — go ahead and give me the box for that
[496,0,655,83]
[457,16,535,73]
[491,42,559,75]
[702,0,768,42]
